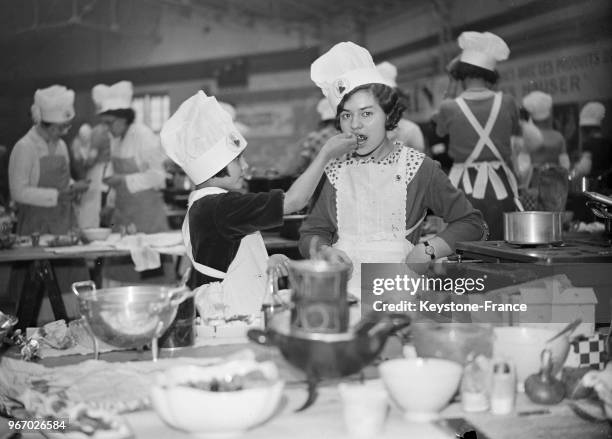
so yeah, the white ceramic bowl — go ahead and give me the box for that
[82,227,111,242]
[150,360,284,437]
[379,358,462,422]
[493,326,570,388]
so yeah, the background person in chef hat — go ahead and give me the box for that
[573,102,612,190]
[288,97,340,179]
[435,31,523,240]
[522,90,570,212]
[92,80,168,234]
[300,41,485,307]
[9,85,90,235]
[160,91,356,319]
[376,61,425,152]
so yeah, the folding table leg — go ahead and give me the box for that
[15,262,43,329]
[37,260,68,322]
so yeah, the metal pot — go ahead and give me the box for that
[247,311,411,410]
[503,211,563,245]
[71,281,194,360]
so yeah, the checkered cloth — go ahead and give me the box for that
[565,334,606,370]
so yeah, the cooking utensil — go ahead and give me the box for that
[524,349,565,405]
[247,311,411,411]
[71,281,194,361]
[546,318,581,343]
[584,191,612,236]
[287,259,351,334]
[503,211,563,245]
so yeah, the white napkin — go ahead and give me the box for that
[114,234,161,272]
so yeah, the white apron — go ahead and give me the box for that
[448,92,523,210]
[326,146,426,303]
[182,187,269,318]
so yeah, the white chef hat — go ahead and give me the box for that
[92,81,133,114]
[458,31,510,71]
[376,61,398,88]
[316,97,335,121]
[579,102,605,127]
[218,101,250,135]
[522,91,553,121]
[160,91,247,185]
[31,85,75,124]
[78,123,92,140]
[311,42,394,111]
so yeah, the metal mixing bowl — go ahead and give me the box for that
[72,281,192,350]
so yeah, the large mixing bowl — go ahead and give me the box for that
[72,281,193,359]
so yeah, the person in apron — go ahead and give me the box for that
[522,91,570,212]
[160,91,357,319]
[436,31,523,240]
[8,85,91,324]
[92,81,168,234]
[70,123,111,229]
[301,42,485,315]
[9,85,90,235]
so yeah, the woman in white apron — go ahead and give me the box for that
[436,32,523,240]
[9,85,89,235]
[92,81,168,234]
[301,42,485,311]
[160,91,357,320]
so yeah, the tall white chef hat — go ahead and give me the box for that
[316,97,335,121]
[458,31,510,71]
[376,61,398,88]
[522,91,553,121]
[218,101,250,135]
[579,102,605,127]
[311,42,394,111]
[31,85,75,124]
[160,91,247,185]
[92,81,133,114]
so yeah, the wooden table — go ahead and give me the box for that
[0,245,130,329]
[0,233,299,329]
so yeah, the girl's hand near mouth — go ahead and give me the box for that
[320,133,358,160]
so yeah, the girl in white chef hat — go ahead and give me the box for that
[300,42,485,306]
[160,91,356,319]
[521,90,570,212]
[9,85,90,235]
[573,102,611,189]
[436,31,524,240]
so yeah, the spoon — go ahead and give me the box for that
[546,318,582,344]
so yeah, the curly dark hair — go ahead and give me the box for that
[100,108,136,125]
[449,61,500,85]
[334,83,405,131]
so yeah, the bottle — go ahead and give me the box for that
[261,267,283,329]
[490,360,516,415]
[460,354,490,413]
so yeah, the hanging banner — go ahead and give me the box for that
[497,41,612,104]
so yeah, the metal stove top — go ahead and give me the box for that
[456,237,612,263]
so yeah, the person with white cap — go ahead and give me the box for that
[9,85,90,234]
[376,61,425,152]
[92,80,168,233]
[521,90,570,211]
[160,91,356,317]
[436,31,523,240]
[573,102,611,189]
[289,97,340,177]
[300,42,485,304]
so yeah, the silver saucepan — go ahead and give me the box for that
[503,211,563,245]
